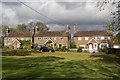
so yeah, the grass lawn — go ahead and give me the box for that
[2,52,120,79]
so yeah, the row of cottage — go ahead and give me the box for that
[4,24,113,52]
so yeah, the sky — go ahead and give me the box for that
[1,0,117,32]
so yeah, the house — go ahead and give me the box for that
[4,28,33,48]
[34,25,70,48]
[73,24,113,52]
[4,25,70,49]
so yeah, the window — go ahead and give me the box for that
[100,43,108,48]
[97,37,101,40]
[78,37,81,40]
[61,37,64,40]
[26,37,29,40]
[85,37,88,40]
[44,37,47,40]
[104,37,108,39]
[8,38,10,41]
[54,37,57,40]
[80,45,85,48]
[38,37,41,40]
[21,38,24,40]
[101,37,104,40]
[12,38,14,41]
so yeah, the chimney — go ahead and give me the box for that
[66,24,70,32]
[36,25,38,33]
[74,24,76,33]
[6,28,8,36]
[32,26,35,34]
[109,23,112,31]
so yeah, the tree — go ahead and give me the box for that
[27,21,49,32]
[16,24,29,32]
[96,1,120,34]
[0,36,4,48]
[69,40,76,49]
[35,22,49,31]
[0,25,9,36]
[114,32,120,45]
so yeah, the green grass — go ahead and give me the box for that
[2,52,120,79]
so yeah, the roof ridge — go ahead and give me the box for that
[77,30,109,32]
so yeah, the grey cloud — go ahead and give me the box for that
[1,1,113,31]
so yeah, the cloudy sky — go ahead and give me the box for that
[1,0,117,32]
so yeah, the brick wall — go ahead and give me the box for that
[34,37,69,47]
[73,36,113,48]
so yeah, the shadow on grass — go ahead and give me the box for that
[90,54,120,64]
[2,55,120,79]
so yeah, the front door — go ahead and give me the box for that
[17,43,19,48]
[94,43,98,50]
[89,43,92,51]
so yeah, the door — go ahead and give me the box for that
[94,43,98,50]
[17,43,20,48]
[89,43,92,50]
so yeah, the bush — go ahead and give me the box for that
[26,44,32,50]
[107,48,120,54]
[3,46,8,49]
[54,46,59,51]
[77,47,82,52]
[31,43,38,49]
[2,50,31,56]
[60,46,67,52]
[102,47,108,52]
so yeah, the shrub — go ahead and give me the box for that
[77,47,82,52]
[3,46,8,49]
[2,50,31,56]
[31,43,38,49]
[54,46,59,51]
[19,40,31,46]
[102,47,108,52]
[26,44,32,50]
[60,46,67,52]
[19,45,23,49]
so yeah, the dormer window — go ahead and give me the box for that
[85,37,88,40]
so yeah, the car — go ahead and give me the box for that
[39,47,55,52]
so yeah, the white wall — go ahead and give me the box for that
[114,45,120,48]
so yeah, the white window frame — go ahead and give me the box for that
[101,37,104,40]
[100,43,109,48]
[12,38,14,41]
[97,37,101,40]
[78,37,81,40]
[21,38,24,40]
[38,37,41,40]
[108,37,110,40]
[61,37,64,40]
[44,37,47,40]
[26,37,29,40]
[80,45,85,48]
[85,37,88,40]
[54,37,57,40]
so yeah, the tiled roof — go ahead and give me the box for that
[7,32,33,37]
[74,30,113,37]
[34,31,69,37]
